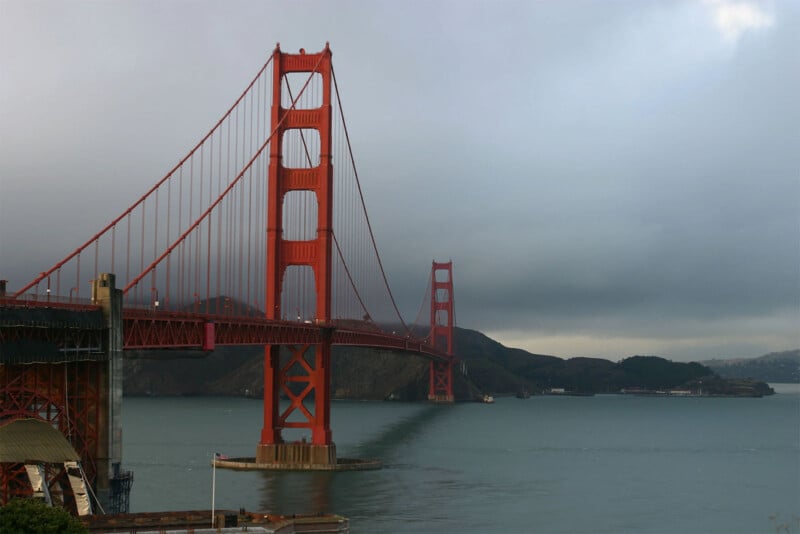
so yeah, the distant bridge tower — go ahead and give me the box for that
[258,44,337,466]
[428,261,455,402]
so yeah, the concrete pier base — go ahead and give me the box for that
[216,443,380,472]
[215,457,381,471]
[256,442,337,466]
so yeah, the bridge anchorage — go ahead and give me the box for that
[0,274,131,513]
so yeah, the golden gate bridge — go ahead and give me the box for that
[0,44,457,514]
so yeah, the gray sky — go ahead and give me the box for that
[1,0,798,361]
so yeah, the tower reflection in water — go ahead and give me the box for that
[257,404,446,517]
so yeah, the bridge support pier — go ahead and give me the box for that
[428,360,454,403]
[256,443,337,466]
[219,340,379,470]
[91,274,129,513]
[0,273,131,513]
[257,341,336,467]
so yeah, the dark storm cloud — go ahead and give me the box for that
[363,1,799,358]
[1,0,797,359]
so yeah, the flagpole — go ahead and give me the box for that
[211,453,217,528]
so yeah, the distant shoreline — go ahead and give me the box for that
[769,383,800,395]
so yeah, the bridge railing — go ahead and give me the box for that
[0,294,99,311]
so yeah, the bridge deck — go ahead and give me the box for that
[0,301,106,363]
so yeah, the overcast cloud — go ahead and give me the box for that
[1,0,797,361]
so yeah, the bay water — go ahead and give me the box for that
[123,386,799,533]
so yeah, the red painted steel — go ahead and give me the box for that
[263,44,335,447]
[3,45,463,481]
[120,308,449,358]
[429,261,455,401]
[202,322,215,351]
[0,362,102,508]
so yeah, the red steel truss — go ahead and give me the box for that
[0,361,102,508]
[121,308,449,357]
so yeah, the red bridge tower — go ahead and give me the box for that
[258,44,336,466]
[428,261,455,402]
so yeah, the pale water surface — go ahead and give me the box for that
[123,386,799,533]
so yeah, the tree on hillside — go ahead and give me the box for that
[0,498,87,534]
[619,356,712,388]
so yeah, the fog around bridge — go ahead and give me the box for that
[0,1,797,361]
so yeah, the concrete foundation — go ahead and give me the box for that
[219,443,380,471]
[91,273,126,512]
[83,509,350,533]
[215,456,381,472]
[255,443,337,466]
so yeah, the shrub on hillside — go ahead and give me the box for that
[0,498,87,533]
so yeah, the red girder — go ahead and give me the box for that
[123,308,450,360]
[0,362,102,508]
[279,345,316,428]
[0,301,451,357]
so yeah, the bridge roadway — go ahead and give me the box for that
[0,297,449,361]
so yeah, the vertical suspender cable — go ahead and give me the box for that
[111,226,116,279]
[208,135,215,313]
[140,198,146,302]
[152,188,159,306]
[210,132,215,312]
[178,167,184,306]
[225,115,232,304]
[192,155,199,310]
[247,85,255,314]
[166,177,171,308]
[126,214,131,296]
[332,67,410,334]
[238,93,247,313]
[76,253,81,300]
[199,144,208,313]
[216,119,223,305]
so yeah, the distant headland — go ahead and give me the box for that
[123,327,791,401]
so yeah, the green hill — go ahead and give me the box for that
[123,326,771,399]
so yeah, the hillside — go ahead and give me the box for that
[453,330,719,395]
[704,350,799,383]
[123,327,772,399]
